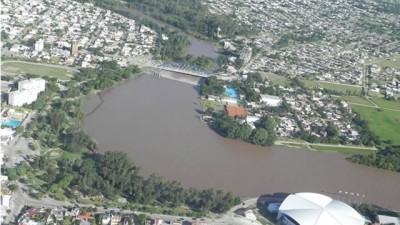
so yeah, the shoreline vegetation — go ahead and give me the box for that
[81,0,257,42]
[198,75,400,173]
[10,61,241,217]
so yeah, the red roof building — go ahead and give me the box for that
[76,213,94,221]
[225,105,247,118]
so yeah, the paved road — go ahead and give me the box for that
[345,102,400,112]
[318,80,362,88]
[275,141,377,150]
[5,182,74,224]
[3,112,38,167]
[6,187,265,225]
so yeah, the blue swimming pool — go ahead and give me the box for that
[1,119,22,128]
[224,86,239,99]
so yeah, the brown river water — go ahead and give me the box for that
[83,75,400,210]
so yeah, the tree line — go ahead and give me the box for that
[26,61,140,153]
[123,0,257,40]
[19,61,241,215]
[152,31,190,60]
[348,146,400,173]
[211,113,277,147]
[28,151,241,214]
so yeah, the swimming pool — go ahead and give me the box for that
[224,86,239,99]
[1,119,22,128]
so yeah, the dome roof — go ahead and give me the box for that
[278,192,364,225]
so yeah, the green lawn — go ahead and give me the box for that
[351,105,400,145]
[263,73,290,86]
[370,97,400,111]
[369,79,387,86]
[341,96,375,106]
[303,79,319,88]
[319,82,362,95]
[200,99,224,111]
[311,145,375,155]
[376,57,400,69]
[2,61,73,79]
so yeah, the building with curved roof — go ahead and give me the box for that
[277,192,364,225]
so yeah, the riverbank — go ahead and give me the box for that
[83,75,400,210]
[275,140,377,155]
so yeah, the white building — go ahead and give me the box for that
[277,192,364,225]
[8,90,38,106]
[1,195,11,209]
[18,78,46,92]
[35,39,44,52]
[8,78,46,106]
[1,128,15,146]
[260,94,282,107]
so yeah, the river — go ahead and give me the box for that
[114,6,219,59]
[83,75,400,210]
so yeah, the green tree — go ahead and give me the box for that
[200,76,225,96]
[8,184,18,191]
[138,214,148,225]
[95,214,103,225]
[235,59,244,69]
[44,43,52,51]
[235,124,252,140]
[26,38,36,46]
[7,168,18,181]
[326,122,339,138]
[1,30,9,40]
[15,126,24,134]
[251,128,268,146]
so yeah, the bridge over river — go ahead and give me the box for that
[157,63,210,78]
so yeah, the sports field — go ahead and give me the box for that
[351,105,400,145]
[1,61,74,79]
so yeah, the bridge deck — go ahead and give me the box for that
[158,66,209,78]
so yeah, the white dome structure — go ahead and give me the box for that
[277,192,364,225]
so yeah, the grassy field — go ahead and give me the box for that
[263,73,290,86]
[351,105,400,145]
[2,61,73,79]
[319,82,362,95]
[376,56,400,69]
[341,96,375,106]
[303,79,319,88]
[367,90,383,97]
[310,145,375,155]
[370,97,400,110]
[200,99,224,111]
